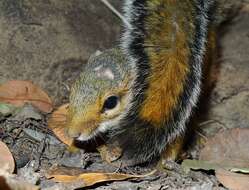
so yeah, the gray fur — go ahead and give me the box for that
[70,48,131,116]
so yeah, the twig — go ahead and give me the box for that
[195,130,208,141]
[100,0,131,29]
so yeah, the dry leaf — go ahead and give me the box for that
[0,141,15,173]
[48,170,156,188]
[182,159,220,173]
[0,169,38,190]
[199,128,249,169]
[48,103,73,146]
[0,176,11,190]
[216,169,249,190]
[181,159,249,174]
[0,103,20,116]
[0,80,53,113]
[0,176,39,190]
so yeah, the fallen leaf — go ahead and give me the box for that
[216,169,249,190]
[199,128,249,169]
[47,165,87,176]
[181,159,249,174]
[0,141,15,173]
[230,168,249,174]
[0,169,39,190]
[48,103,73,146]
[47,170,156,188]
[0,103,20,116]
[182,159,219,173]
[0,176,11,190]
[0,80,53,113]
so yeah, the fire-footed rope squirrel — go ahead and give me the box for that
[66,0,216,165]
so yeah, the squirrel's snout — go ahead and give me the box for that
[67,127,81,138]
[66,118,99,141]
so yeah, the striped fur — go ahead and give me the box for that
[108,0,216,164]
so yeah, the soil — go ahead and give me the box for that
[0,1,249,190]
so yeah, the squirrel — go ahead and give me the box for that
[66,0,216,166]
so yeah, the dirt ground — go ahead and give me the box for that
[0,0,249,190]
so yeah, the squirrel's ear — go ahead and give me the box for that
[88,50,103,62]
[94,65,115,80]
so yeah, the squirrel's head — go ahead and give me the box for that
[66,49,133,141]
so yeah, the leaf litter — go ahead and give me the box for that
[0,80,53,113]
[182,128,249,190]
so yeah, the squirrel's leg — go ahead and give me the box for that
[157,135,184,170]
[97,144,123,166]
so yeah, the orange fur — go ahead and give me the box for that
[68,103,101,137]
[68,84,130,137]
[140,0,195,126]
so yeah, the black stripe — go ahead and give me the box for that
[124,0,150,121]
[109,0,215,165]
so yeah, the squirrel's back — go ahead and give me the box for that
[112,0,216,164]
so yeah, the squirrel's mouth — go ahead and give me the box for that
[67,118,100,141]
[74,129,108,150]
[75,122,109,141]
[67,117,115,144]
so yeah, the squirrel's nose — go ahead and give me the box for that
[67,127,80,138]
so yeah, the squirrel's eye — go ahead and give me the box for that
[103,96,119,110]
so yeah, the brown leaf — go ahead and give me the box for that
[216,169,249,190]
[0,169,39,190]
[0,80,53,113]
[0,141,15,173]
[48,170,156,188]
[0,176,11,190]
[48,103,73,146]
[199,128,249,168]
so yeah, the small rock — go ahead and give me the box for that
[18,161,40,185]
[11,103,42,120]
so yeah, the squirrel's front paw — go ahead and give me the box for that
[157,159,180,171]
[97,145,122,166]
[97,144,143,167]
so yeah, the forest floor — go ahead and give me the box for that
[0,1,249,190]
